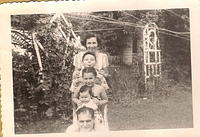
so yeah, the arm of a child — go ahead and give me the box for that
[99,67,109,78]
[70,70,81,92]
[73,52,83,70]
[72,70,81,79]
[101,53,109,77]
[99,88,108,106]
[72,88,81,106]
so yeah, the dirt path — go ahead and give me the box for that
[107,88,193,131]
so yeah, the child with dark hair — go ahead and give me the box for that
[70,34,109,129]
[76,85,96,107]
[73,67,108,107]
[70,51,109,92]
[73,85,104,129]
[73,34,109,78]
[73,66,108,113]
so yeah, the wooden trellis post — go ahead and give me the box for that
[32,32,43,72]
[143,22,161,93]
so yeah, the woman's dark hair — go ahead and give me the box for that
[82,67,97,78]
[78,85,93,98]
[82,51,96,62]
[82,33,101,47]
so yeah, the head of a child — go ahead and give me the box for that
[78,85,93,103]
[82,51,96,68]
[82,67,97,87]
[83,34,100,51]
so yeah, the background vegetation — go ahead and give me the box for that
[11,9,191,133]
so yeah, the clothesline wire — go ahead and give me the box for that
[90,13,190,36]
[74,27,123,32]
[121,11,147,24]
[63,14,190,41]
[66,14,145,31]
[85,13,117,22]
[159,28,190,38]
[73,27,190,41]
[66,13,190,37]
[65,13,144,28]
[66,14,190,40]
[84,14,107,22]
[119,11,190,36]
[159,31,190,41]
[164,9,190,23]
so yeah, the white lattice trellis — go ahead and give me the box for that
[143,22,161,86]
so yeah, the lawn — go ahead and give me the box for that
[15,82,193,134]
[108,83,193,130]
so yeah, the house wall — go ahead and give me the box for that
[109,31,143,66]
[122,34,133,65]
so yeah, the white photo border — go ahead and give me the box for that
[0,0,200,137]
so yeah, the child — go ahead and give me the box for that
[73,85,103,127]
[76,85,98,108]
[70,51,109,92]
[73,67,108,114]
[73,34,109,72]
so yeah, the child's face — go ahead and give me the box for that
[82,72,95,87]
[86,37,98,50]
[79,91,91,103]
[83,54,96,67]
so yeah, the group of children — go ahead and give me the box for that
[70,34,109,130]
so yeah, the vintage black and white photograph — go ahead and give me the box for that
[10,8,193,134]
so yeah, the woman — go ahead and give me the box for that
[73,34,109,77]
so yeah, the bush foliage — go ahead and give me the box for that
[12,14,75,125]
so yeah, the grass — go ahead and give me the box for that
[15,118,71,134]
[107,82,193,130]
[15,82,193,133]
[15,66,193,133]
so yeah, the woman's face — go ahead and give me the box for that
[82,54,96,67]
[86,37,98,50]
